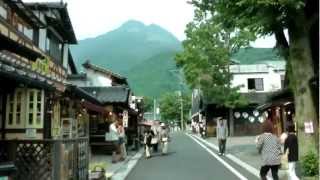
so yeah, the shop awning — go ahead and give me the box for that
[65,85,102,106]
[256,89,293,110]
[81,101,106,114]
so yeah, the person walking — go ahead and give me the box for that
[256,120,282,180]
[216,117,228,156]
[284,124,299,180]
[117,120,127,161]
[143,127,154,159]
[151,124,160,152]
[159,123,169,155]
[109,121,120,163]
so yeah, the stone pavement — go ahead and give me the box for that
[204,135,289,180]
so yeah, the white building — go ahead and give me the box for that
[67,60,128,87]
[230,61,286,93]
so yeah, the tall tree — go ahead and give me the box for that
[175,12,252,109]
[159,93,191,126]
[190,0,319,157]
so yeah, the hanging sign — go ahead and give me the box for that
[123,110,128,128]
[304,121,314,134]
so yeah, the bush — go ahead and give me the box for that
[301,151,319,176]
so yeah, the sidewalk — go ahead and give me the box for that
[203,135,288,180]
[89,148,143,180]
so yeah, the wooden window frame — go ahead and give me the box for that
[5,88,26,129]
[26,89,44,129]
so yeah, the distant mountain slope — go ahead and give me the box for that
[71,20,182,73]
[126,51,183,97]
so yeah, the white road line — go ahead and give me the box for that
[190,134,260,178]
[186,133,248,180]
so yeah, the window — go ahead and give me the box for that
[26,89,44,128]
[46,37,50,52]
[0,4,7,19]
[5,89,44,129]
[281,75,285,89]
[23,26,34,40]
[6,89,25,128]
[248,78,264,91]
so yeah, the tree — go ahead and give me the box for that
[159,93,191,126]
[190,0,319,158]
[142,96,153,112]
[175,11,252,109]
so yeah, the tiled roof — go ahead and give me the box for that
[81,86,130,104]
[82,61,126,80]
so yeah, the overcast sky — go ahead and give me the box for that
[24,0,276,47]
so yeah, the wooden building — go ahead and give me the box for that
[0,1,104,179]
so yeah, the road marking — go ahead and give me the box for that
[190,134,260,178]
[186,133,248,180]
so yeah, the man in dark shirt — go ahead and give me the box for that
[284,124,299,180]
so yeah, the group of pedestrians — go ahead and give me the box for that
[144,123,170,158]
[109,119,127,163]
[256,120,299,180]
[215,116,299,180]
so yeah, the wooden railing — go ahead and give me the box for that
[0,137,89,180]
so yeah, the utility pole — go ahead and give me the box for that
[180,91,184,131]
[153,99,156,120]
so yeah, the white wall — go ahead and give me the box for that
[231,66,285,93]
[86,69,112,87]
[63,44,69,69]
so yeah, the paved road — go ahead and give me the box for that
[126,132,259,180]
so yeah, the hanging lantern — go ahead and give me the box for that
[234,112,241,119]
[253,110,259,117]
[249,116,255,123]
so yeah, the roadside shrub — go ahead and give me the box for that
[301,151,319,176]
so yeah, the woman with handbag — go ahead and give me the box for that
[284,124,299,180]
[160,123,169,155]
[256,120,282,180]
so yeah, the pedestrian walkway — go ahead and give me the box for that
[89,148,143,180]
[202,135,288,180]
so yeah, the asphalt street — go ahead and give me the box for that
[126,132,259,180]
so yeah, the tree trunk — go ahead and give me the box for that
[288,27,319,158]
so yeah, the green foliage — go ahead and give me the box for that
[142,96,153,112]
[159,93,191,125]
[301,151,319,176]
[176,11,252,108]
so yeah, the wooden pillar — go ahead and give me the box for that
[1,94,6,139]
[229,108,234,136]
[43,91,52,139]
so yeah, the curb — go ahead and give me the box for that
[108,149,144,180]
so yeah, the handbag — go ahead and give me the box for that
[161,137,168,142]
[151,137,158,144]
[280,149,289,170]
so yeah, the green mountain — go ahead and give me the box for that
[70,20,183,98]
[71,20,182,73]
[127,51,184,98]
